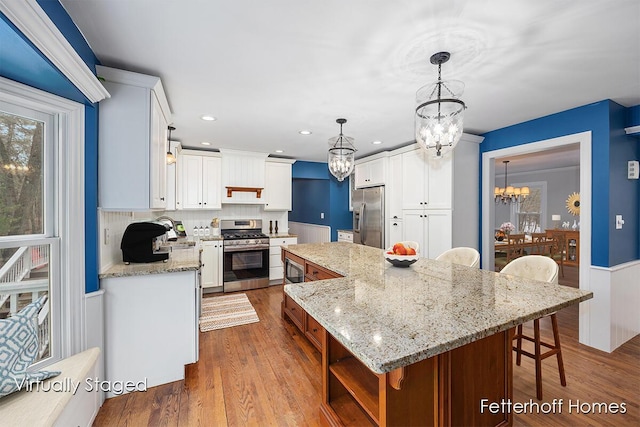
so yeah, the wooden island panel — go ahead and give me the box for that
[320,330,512,427]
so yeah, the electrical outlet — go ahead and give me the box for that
[104,228,110,245]
[320,212,324,219]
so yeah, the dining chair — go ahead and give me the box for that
[500,255,565,400]
[530,233,549,255]
[494,233,526,271]
[435,247,480,268]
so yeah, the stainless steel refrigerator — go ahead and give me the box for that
[352,186,385,248]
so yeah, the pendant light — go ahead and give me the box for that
[166,125,176,165]
[327,118,356,182]
[415,51,466,158]
[494,160,529,204]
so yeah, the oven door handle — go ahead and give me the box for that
[223,245,269,253]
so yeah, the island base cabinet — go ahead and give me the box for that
[320,329,513,427]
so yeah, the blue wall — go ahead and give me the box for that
[0,3,101,293]
[481,100,639,267]
[291,161,352,241]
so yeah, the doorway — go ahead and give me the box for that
[481,131,592,342]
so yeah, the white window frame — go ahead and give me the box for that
[0,76,86,364]
[509,181,548,232]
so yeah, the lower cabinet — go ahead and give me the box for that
[387,219,403,248]
[282,251,341,351]
[101,271,198,397]
[337,230,353,243]
[269,237,298,281]
[402,210,452,259]
[201,240,223,291]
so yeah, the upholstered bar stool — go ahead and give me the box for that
[500,255,566,400]
[435,247,480,268]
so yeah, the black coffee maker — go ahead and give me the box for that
[121,222,170,264]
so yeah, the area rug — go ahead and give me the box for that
[199,293,259,332]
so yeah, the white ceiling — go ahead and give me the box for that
[60,0,640,162]
[495,143,580,175]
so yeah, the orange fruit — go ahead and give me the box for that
[406,248,416,256]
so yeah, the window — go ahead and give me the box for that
[511,181,547,233]
[0,76,85,367]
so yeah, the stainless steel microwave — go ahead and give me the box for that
[284,257,304,284]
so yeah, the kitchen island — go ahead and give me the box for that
[282,242,592,426]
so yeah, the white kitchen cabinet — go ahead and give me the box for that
[388,219,403,248]
[402,149,452,210]
[387,153,404,220]
[403,210,452,259]
[165,141,180,211]
[201,240,223,290]
[264,160,294,211]
[176,151,222,210]
[101,270,197,396]
[269,237,298,281]
[355,157,386,188]
[337,231,353,242]
[96,65,171,210]
[220,149,268,204]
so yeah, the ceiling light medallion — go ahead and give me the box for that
[415,51,466,158]
[494,160,529,204]
[166,125,176,165]
[327,118,356,182]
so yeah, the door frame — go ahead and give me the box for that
[481,131,592,341]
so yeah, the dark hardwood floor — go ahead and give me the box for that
[94,270,639,426]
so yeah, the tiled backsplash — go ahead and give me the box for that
[99,206,289,273]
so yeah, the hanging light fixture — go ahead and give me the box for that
[415,51,466,158]
[166,125,176,165]
[327,118,356,181]
[495,160,530,204]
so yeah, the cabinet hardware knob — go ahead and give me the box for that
[291,307,296,311]
[313,328,318,332]
[160,197,165,201]
[393,223,398,226]
[313,270,318,275]
[199,202,202,205]
[393,216,398,218]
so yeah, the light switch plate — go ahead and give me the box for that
[629,160,639,179]
[615,215,624,229]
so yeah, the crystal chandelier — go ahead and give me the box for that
[495,160,529,204]
[415,51,466,158]
[328,118,356,181]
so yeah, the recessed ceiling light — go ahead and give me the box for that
[275,149,284,153]
[201,115,216,121]
[201,141,211,146]
[299,130,312,135]
[372,140,383,145]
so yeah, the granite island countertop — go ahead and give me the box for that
[283,242,592,374]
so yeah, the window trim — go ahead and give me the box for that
[0,76,86,362]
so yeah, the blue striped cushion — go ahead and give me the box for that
[0,296,60,398]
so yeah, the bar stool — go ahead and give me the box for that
[500,255,566,400]
[435,247,480,268]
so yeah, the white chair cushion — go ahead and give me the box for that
[435,247,481,268]
[500,255,559,284]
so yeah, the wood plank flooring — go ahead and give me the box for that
[94,273,639,426]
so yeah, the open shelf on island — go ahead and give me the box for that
[329,357,380,424]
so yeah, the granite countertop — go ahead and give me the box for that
[99,246,200,279]
[283,242,592,374]
[268,233,297,239]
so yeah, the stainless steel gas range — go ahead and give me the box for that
[221,219,270,292]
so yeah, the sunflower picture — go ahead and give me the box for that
[566,192,580,216]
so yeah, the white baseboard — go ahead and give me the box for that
[84,290,105,405]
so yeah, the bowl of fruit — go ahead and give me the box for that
[384,241,420,267]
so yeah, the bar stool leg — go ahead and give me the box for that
[551,314,567,386]
[515,324,523,366]
[534,319,543,400]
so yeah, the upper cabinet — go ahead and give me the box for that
[264,160,295,211]
[176,150,222,210]
[401,149,452,210]
[96,65,172,210]
[220,149,268,204]
[354,157,386,188]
